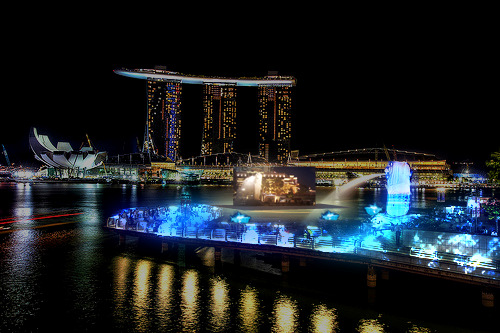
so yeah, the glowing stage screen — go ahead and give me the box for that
[233,167,316,206]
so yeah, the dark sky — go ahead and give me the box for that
[1,12,497,170]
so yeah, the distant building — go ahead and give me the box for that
[29,127,106,174]
[258,78,293,163]
[115,68,296,164]
[201,84,237,155]
[146,79,182,161]
[453,163,488,184]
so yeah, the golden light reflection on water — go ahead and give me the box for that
[108,257,431,333]
[134,259,152,332]
[157,264,174,323]
[239,286,260,333]
[272,294,298,333]
[407,323,433,333]
[356,318,385,333]
[181,269,200,332]
[310,304,338,333]
[134,260,151,301]
[209,276,230,332]
[113,256,130,318]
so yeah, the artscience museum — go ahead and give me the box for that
[29,127,106,171]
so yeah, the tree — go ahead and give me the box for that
[486,150,500,184]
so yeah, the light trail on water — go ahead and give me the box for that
[0,212,84,225]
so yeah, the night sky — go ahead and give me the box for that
[2,13,497,171]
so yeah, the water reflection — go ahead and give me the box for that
[310,304,338,333]
[272,293,298,333]
[356,318,385,332]
[407,323,433,333]
[133,260,152,332]
[113,256,131,321]
[2,184,493,332]
[209,276,230,332]
[107,250,442,332]
[181,269,200,332]
[239,286,260,332]
[108,254,432,332]
[156,264,175,327]
[14,183,33,221]
[2,229,40,328]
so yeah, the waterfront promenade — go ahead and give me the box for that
[106,207,500,306]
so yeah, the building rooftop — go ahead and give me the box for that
[114,68,296,87]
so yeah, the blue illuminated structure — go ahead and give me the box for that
[107,202,500,282]
[386,194,411,217]
[365,205,382,216]
[385,161,412,217]
[230,212,251,223]
[107,204,222,235]
[320,210,339,221]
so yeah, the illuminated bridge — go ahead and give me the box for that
[291,148,452,186]
[167,148,452,186]
[97,148,453,187]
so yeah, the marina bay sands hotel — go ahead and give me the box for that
[114,67,296,163]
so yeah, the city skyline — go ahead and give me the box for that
[116,68,297,163]
[1,27,497,169]
[1,11,499,333]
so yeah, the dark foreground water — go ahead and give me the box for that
[0,182,497,332]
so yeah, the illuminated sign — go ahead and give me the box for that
[233,167,316,206]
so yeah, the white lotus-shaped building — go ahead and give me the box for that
[29,127,106,170]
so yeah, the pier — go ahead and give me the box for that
[106,215,499,307]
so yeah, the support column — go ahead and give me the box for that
[119,234,126,246]
[281,254,290,274]
[214,247,222,269]
[482,289,494,308]
[161,241,169,254]
[178,243,186,268]
[233,249,241,266]
[367,265,377,288]
[299,257,307,267]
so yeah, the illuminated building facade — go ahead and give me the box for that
[258,76,293,163]
[146,79,182,161]
[201,84,237,155]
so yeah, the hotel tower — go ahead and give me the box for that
[146,78,182,161]
[201,84,237,155]
[115,67,295,163]
[258,74,293,163]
